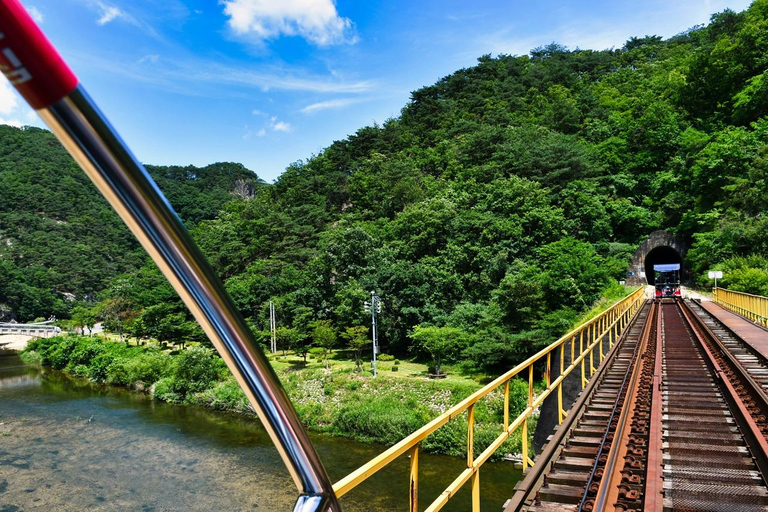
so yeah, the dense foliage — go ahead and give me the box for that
[3,2,768,373]
[0,123,262,321]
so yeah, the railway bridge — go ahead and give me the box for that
[327,287,768,511]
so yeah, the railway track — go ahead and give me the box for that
[507,299,768,511]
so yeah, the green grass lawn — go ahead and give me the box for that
[266,348,482,387]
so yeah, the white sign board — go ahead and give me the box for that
[708,271,723,279]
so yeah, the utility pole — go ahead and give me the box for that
[269,301,276,353]
[364,291,382,377]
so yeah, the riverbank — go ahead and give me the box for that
[21,335,533,460]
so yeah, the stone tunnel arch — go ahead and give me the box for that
[644,246,683,285]
[626,230,688,286]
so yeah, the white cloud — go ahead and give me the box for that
[27,6,44,23]
[0,81,19,116]
[75,49,373,95]
[257,128,266,136]
[98,5,123,25]
[301,97,364,114]
[138,54,160,64]
[84,1,132,26]
[221,0,357,46]
[0,81,28,127]
[0,117,23,128]
[272,120,292,132]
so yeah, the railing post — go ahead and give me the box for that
[409,445,419,512]
[523,364,534,470]
[580,330,586,388]
[528,364,534,408]
[467,404,475,467]
[561,340,566,375]
[591,322,598,376]
[504,380,510,431]
[522,417,529,471]
[546,352,551,388]
[471,470,480,512]
[560,340,566,423]
[599,329,604,362]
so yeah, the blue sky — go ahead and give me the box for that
[1,0,754,182]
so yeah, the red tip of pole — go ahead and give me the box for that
[0,0,78,109]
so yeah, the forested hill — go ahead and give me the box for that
[0,124,263,321]
[2,2,768,372]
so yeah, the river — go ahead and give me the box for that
[0,350,522,511]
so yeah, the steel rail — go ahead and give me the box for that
[0,2,339,510]
[588,301,657,512]
[504,301,652,511]
[577,301,656,512]
[678,300,768,479]
[643,300,664,511]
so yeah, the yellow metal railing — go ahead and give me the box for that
[332,287,645,511]
[713,288,768,328]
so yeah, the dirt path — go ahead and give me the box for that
[0,334,34,351]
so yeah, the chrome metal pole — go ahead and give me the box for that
[0,1,340,510]
[41,84,340,512]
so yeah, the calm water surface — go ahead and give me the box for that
[0,350,521,511]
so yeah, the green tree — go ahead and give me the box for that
[97,296,136,342]
[70,305,97,336]
[409,325,468,376]
[311,320,337,369]
[341,325,370,371]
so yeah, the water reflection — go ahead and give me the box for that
[0,351,521,511]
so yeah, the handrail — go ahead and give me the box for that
[333,287,644,511]
[0,3,339,511]
[713,287,768,328]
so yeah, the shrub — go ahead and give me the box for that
[378,354,394,361]
[192,378,251,414]
[173,346,226,395]
[106,359,131,386]
[47,337,77,370]
[153,377,184,403]
[72,364,90,378]
[333,395,432,445]
[123,351,173,385]
[66,338,106,369]
[19,350,42,366]
[89,352,118,381]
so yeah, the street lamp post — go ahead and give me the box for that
[364,291,382,377]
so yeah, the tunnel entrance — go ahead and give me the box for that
[644,246,682,285]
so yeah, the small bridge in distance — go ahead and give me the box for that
[0,320,60,351]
